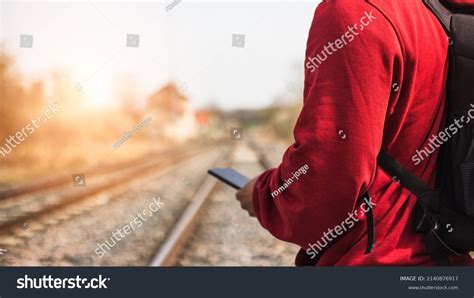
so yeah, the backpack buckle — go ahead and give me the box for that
[415,191,441,233]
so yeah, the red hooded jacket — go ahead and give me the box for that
[252,0,474,266]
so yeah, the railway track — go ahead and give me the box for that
[0,141,298,266]
[0,143,236,266]
[149,141,292,266]
[0,144,222,234]
[149,173,224,266]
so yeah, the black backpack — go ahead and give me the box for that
[372,0,474,266]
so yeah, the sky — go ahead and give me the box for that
[1,1,321,110]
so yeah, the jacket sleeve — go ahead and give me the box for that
[252,0,403,248]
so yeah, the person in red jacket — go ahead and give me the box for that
[236,0,474,266]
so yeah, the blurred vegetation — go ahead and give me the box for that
[225,102,302,143]
[259,102,302,142]
[0,50,181,185]
[0,52,44,137]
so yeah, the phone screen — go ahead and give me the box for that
[208,168,250,189]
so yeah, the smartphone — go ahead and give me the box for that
[208,168,250,189]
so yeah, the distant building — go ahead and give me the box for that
[195,110,212,126]
[146,83,196,142]
[195,109,225,140]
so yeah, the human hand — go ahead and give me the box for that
[235,176,258,217]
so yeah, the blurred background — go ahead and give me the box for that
[0,0,320,266]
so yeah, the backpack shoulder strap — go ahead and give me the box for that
[423,0,453,33]
[377,151,454,265]
[377,151,432,197]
